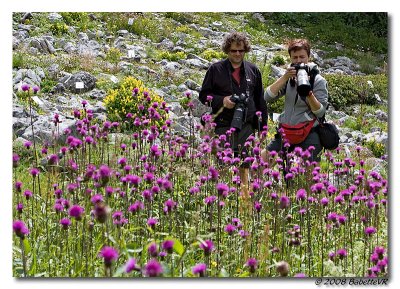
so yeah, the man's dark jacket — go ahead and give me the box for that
[199,59,268,129]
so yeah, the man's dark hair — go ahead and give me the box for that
[221,32,251,54]
[287,39,311,57]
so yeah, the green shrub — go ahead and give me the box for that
[13,52,25,69]
[164,12,194,24]
[324,74,388,111]
[50,21,69,36]
[200,49,226,61]
[271,54,287,66]
[105,47,122,64]
[59,12,94,31]
[156,51,186,62]
[39,79,57,93]
[103,76,168,131]
[364,139,386,158]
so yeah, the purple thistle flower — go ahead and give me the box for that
[16,203,24,213]
[208,166,219,181]
[99,165,111,186]
[68,204,84,221]
[15,181,23,192]
[199,239,214,255]
[163,199,177,214]
[320,197,329,206]
[374,246,386,258]
[279,195,290,209]
[161,240,174,254]
[32,85,39,93]
[192,263,207,277]
[128,201,144,214]
[13,220,29,238]
[21,83,30,91]
[112,211,128,226]
[245,258,258,273]
[48,154,59,165]
[30,167,40,177]
[204,195,217,205]
[148,242,158,257]
[336,248,348,259]
[239,229,250,239]
[125,258,141,273]
[24,190,32,200]
[53,203,63,213]
[365,226,377,236]
[91,194,104,204]
[254,201,262,212]
[328,252,335,261]
[23,141,32,149]
[117,157,127,167]
[13,153,20,168]
[224,224,236,235]
[98,246,119,267]
[144,259,163,277]
[296,189,307,201]
[144,172,154,183]
[216,183,229,197]
[60,218,71,229]
[147,218,158,229]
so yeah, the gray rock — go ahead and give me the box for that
[157,38,174,50]
[88,89,106,100]
[17,24,33,32]
[375,109,387,122]
[48,13,63,22]
[184,79,201,91]
[48,63,60,79]
[59,71,97,93]
[252,13,266,23]
[177,84,188,92]
[117,30,129,37]
[63,42,76,54]
[78,32,89,42]
[163,61,181,72]
[20,12,33,24]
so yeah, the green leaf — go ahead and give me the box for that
[239,271,250,277]
[171,238,184,256]
[23,238,31,255]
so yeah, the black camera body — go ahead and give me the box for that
[230,93,249,131]
[291,63,311,99]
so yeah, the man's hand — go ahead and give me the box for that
[223,96,236,109]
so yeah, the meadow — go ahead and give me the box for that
[12,84,388,278]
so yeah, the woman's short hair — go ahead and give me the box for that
[221,32,251,54]
[287,39,311,57]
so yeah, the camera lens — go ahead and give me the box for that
[296,69,311,98]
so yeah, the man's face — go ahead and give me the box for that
[228,41,245,66]
[290,48,309,65]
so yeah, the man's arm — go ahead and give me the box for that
[199,66,228,113]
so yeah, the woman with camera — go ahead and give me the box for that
[261,38,328,162]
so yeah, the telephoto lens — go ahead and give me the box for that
[296,68,311,98]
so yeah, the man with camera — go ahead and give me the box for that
[199,31,268,184]
[262,38,328,162]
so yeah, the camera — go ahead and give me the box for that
[230,93,249,131]
[291,63,311,98]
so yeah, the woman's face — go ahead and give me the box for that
[290,48,309,65]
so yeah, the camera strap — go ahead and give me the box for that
[228,61,251,97]
[228,62,251,124]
